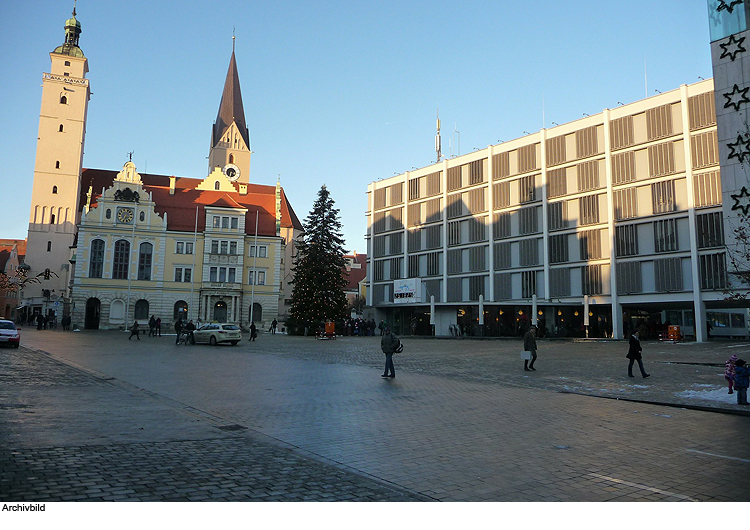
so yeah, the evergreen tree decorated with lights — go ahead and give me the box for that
[289,185,348,333]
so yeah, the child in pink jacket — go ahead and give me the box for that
[725,354,738,394]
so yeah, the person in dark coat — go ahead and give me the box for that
[626,331,650,378]
[380,328,399,378]
[128,321,140,340]
[733,359,749,405]
[523,325,538,371]
[249,322,257,342]
[148,315,156,337]
[174,318,184,344]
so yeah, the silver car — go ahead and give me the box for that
[0,320,21,348]
[192,323,242,346]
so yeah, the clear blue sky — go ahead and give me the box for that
[0,1,714,253]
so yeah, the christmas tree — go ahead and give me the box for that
[289,185,348,333]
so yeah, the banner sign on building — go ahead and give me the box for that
[393,278,420,304]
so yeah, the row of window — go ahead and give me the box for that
[373,252,727,303]
[88,239,267,283]
[212,216,240,230]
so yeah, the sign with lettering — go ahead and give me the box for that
[393,279,420,304]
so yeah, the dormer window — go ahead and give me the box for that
[229,154,234,164]
[215,182,220,190]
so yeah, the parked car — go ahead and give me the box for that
[0,320,21,348]
[192,323,241,346]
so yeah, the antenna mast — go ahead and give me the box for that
[435,109,442,162]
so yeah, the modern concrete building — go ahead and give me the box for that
[365,78,744,340]
[21,7,303,330]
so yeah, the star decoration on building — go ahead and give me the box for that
[720,33,746,61]
[724,84,750,110]
[731,186,750,215]
[728,134,750,164]
[717,0,744,14]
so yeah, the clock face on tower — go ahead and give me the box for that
[116,207,134,224]
[223,163,241,182]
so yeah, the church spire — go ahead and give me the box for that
[211,47,249,149]
[53,1,84,57]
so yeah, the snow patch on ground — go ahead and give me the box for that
[675,386,737,404]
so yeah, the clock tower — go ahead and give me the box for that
[24,6,90,309]
[208,46,252,184]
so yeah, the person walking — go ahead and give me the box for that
[185,320,196,344]
[271,319,277,334]
[148,315,156,337]
[155,317,162,336]
[128,321,140,340]
[249,322,257,342]
[523,325,538,371]
[380,327,399,378]
[174,318,184,344]
[733,359,749,405]
[725,354,738,394]
[626,331,650,378]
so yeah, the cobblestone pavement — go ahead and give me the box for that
[3,329,750,502]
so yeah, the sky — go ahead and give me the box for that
[0,0,716,254]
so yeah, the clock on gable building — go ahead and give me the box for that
[223,163,240,182]
[116,207,134,224]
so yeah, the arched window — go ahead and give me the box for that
[52,185,58,193]
[250,303,262,322]
[134,299,149,320]
[55,161,60,169]
[214,182,220,190]
[229,154,234,164]
[89,239,104,278]
[46,241,51,252]
[139,211,145,221]
[106,209,111,219]
[174,300,188,320]
[58,124,64,132]
[60,95,67,104]
[109,299,125,322]
[112,239,130,279]
[138,242,152,281]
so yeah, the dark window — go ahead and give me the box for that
[50,214,56,224]
[59,124,64,132]
[52,185,58,193]
[60,95,67,104]
[138,242,152,281]
[113,240,130,279]
[134,299,149,320]
[46,241,51,252]
[89,239,104,278]
[55,161,60,169]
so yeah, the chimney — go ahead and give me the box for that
[169,176,176,195]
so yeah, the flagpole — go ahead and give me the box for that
[126,208,136,325]
[190,205,198,322]
[249,210,258,324]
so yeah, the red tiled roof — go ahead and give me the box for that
[343,253,367,291]
[80,169,302,236]
[0,239,26,271]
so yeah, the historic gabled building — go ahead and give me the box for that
[23,7,303,330]
[0,240,27,320]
